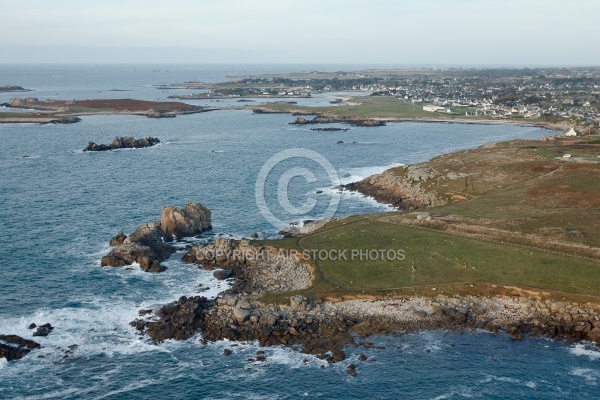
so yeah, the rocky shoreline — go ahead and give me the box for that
[130,236,600,370]
[251,104,568,132]
[344,162,447,209]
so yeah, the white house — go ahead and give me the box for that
[565,128,578,137]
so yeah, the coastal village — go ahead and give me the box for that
[373,69,600,132]
[220,67,600,134]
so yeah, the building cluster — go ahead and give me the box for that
[365,68,600,129]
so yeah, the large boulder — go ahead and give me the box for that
[102,243,167,272]
[124,223,173,257]
[160,203,212,239]
[102,223,175,273]
[102,203,211,273]
[109,232,127,246]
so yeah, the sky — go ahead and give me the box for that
[1,0,599,65]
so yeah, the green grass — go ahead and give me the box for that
[256,97,494,120]
[297,221,600,296]
[329,97,433,118]
[256,138,600,303]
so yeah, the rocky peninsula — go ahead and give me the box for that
[126,135,600,372]
[131,238,600,368]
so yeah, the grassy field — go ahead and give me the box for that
[255,96,495,120]
[297,219,600,295]
[259,136,600,302]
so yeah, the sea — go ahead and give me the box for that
[1,64,599,399]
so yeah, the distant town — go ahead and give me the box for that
[165,67,599,134]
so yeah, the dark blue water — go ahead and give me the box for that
[1,65,599,399]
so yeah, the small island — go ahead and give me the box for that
[84,136,161,152]
[1,98,209,124]
[0,85,32,93]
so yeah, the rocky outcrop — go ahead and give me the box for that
[9,97,39,107]
[279,219,330,238]
[291,115,385,127]
[309,127,349,132]
[160,203,212,239]
[32,323,54,337]
[345,164,446,209]
[182,238,313,293]
[83,136,160,152]
[132,296,213,341]
[102,222,174,272]
[102,203,212,273]
[0,335,40,361]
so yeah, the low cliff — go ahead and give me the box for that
[345,163,448,209]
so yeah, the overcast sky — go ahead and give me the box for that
[1,0,599,65]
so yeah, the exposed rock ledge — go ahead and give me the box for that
[132,238,600,364]
[291,115,385,127]
[83,136,160,152]
[0,335,41,361]
[182,238,314,293]
[344,163,446,209]
[102,203,211,272]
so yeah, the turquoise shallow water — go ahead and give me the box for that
[1,65,599,399]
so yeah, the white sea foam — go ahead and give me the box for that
[480,374,538,389]
[569,343,600,360]
[338,163,403,185]
[210,339,328,370]
[0,255,230,369]
[570,368,600,385]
